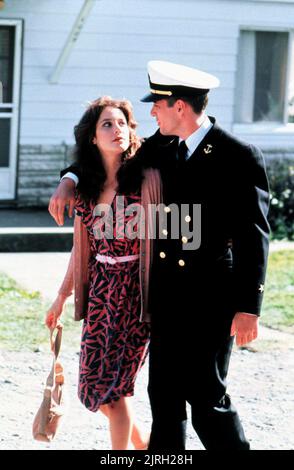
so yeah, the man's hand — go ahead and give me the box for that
[230,312,259,346]
[48,178,76,226]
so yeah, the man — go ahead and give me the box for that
[49,61,270,450]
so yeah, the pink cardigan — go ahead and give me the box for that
[58,168,162,322]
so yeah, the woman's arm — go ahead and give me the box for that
[45,247,74,329]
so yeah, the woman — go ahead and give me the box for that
[45,96,162,450]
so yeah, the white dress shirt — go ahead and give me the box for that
[178,115,213,160]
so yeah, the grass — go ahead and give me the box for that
[261,250,294,333]
[0,272,81,352]
[0,249,293,351]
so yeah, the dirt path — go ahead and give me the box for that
[0,325,293,450]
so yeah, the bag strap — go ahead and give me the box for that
[50,325,62,360]
[45,325,63,391]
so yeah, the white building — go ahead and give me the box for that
[0,0,294,206]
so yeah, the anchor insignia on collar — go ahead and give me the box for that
[204,144,213,154]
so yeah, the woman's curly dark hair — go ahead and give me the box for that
[73,96,144,203]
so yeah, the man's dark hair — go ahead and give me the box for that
[166,93,209,114]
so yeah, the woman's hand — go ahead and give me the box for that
[45,294,67,329]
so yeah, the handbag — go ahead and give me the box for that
[32,324,67,442]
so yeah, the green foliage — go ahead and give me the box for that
[0,272,81,352]
[266,158,294,240]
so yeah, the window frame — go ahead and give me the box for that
[0,18,23,200]
[233,25,294,136]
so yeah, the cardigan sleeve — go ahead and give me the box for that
[73,212,91,321]
[57,213,84,298]
[139,168,163,322]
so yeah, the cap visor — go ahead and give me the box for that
[140,93,159,103]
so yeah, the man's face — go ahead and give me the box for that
[150,99,181,136]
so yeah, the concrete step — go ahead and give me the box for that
[0,209,74,252]
[0,227,73,252]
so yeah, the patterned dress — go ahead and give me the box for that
[75,192,150,412]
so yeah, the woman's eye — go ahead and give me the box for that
[103,122,111,127]
[119,121,127,127]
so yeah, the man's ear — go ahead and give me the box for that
[175,99,186,114]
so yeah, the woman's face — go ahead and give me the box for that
[94,106,130,156]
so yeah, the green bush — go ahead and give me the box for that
[266,157,294,240]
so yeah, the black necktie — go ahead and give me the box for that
[178,140,188,166]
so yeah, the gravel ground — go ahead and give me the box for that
[0,325,293,451]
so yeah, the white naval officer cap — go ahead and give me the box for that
[141,60,220,102]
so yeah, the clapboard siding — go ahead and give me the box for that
[24,16,239,38]
[22,67,237,89]
[1,0,293,206]
[232,130,294,148]
[24,32,237,55]
[2,0,83,14]
[21,84,232,104]
[23,50,237,72]
[1,0,294,144]
[0,0,239,143]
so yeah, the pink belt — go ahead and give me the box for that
[95,253,139,265]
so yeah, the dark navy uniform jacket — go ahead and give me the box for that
[139,117,270,319]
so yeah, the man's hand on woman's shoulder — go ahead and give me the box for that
[48,178,76,226]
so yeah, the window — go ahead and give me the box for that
[0,26,14,103]
[0,20,22,200]
[235,30,293,124]
[0,25,14,167]
[0,119,10,167]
